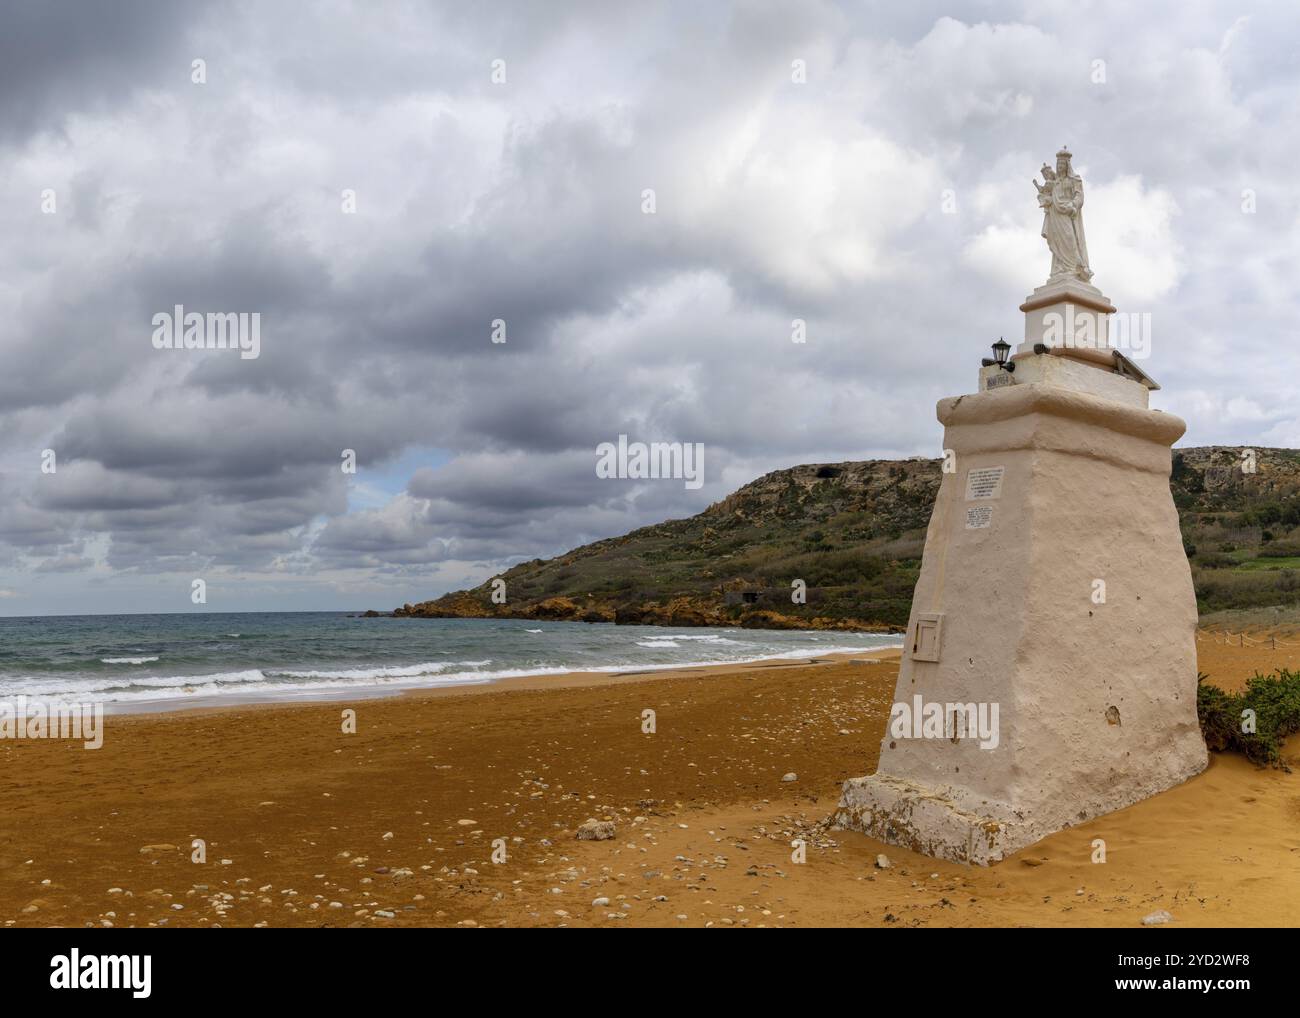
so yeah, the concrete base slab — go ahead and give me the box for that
[835,773,1022,865]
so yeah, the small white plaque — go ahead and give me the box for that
[965,505,993,529]
[985,372,1013,390]
[965,466,1005,501]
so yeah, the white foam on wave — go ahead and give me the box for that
[272,662,441,680]
[0,630,902,708]
[100,656,160,665]
[716,643,901,663]
[584,640,904,675]
[647,634,740,643]
[0,669,270,699]
[0,657,515,705]
[110,664,572,705]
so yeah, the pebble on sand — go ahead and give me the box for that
[576,818,616,841]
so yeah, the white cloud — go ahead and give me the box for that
[2,2,1299,613]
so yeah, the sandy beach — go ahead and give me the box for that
[1,636,1296,929]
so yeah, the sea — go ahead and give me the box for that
[0,613,901,713]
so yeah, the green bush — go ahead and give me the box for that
[1197,669,1300,769]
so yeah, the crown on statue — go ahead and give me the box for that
[1056,145,1072,160]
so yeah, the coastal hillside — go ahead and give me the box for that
[393,447,1300,631]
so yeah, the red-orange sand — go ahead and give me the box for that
[1,641,1296,928]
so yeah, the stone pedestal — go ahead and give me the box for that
[836,370,1207,864]
[1016,279,1116,356]
[982,354,1148,408]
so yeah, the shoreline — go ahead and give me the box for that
[96,647,903,718]
[11,614,1298,720]
[70,615,1300,718]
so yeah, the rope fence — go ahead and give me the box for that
[1196,630,1300,648]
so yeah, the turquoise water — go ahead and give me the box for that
[0,613,900,710]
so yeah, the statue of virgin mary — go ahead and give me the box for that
[1035,147,1093,284]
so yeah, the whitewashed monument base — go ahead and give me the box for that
[835,378,1207,865]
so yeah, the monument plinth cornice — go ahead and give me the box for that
[1019,282,1116,315]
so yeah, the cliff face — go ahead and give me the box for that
[1171,446,1300,509]
[393,447,1300,629]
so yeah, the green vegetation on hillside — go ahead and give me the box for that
[398,446,1300,631]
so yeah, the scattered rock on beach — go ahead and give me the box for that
[576,818,616,841]
[1142,910,1174,926]
[875,854,892,869]
[781,773,798,783]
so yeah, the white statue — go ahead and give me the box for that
[1034,147,1092,284]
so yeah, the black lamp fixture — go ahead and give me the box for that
[981,337,1015,372]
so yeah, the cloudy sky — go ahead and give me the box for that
[2,0,1298,615]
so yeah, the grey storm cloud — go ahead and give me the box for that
[408,452,616,513]
[0,0,220,145]
[2,0,1300,614]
